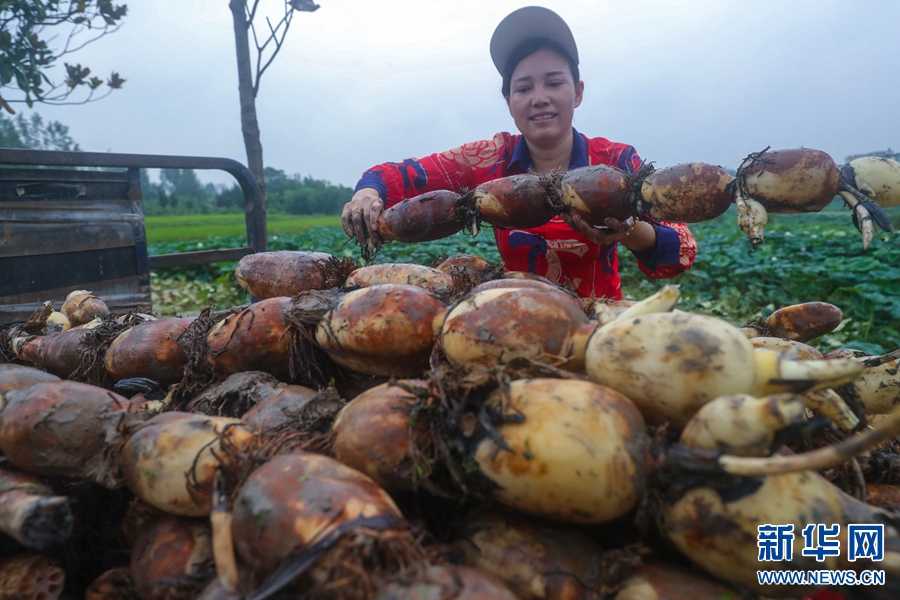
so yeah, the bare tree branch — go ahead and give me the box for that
[8,87,112,106]
[62,24,124,56]
[247,1,296,96]
[247,0,262,25]
[254,9,294,94]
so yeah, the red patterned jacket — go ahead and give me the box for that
[355,128,697,299]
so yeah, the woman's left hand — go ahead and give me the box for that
[560,214,658,253]
[560,213,634,244]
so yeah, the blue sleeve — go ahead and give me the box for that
[629,222,681,269]
[354,171,388,201]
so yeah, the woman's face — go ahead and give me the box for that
[505,48,584,148]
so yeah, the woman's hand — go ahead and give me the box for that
[341,188,385,253]
[560,213,658,252]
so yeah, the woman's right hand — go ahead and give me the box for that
[341,188,384,253]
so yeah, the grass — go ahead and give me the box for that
[145,213,342,243]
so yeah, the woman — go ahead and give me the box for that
[342,6,696,300]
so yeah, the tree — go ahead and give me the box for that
[216,168,351,215]
[228,0,320,201]
[160,168,205,199]
[0,1,127,113]
[0,111,80,150]
[139,169,223,216]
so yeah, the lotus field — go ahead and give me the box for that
[151,204,899,354]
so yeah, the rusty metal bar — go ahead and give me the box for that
[0,148,267,254]
[148,247,253,270]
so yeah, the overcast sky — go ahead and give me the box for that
[27,0,900,188]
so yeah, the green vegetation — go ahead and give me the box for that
[145,214,341,243]
[617,208,900,355]
[150,206,899,355]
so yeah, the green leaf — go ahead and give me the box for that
[107,71,125,88]
[14,72,29,92]
[0,63,13,86]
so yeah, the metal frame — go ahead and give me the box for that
[0,148,267,268]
